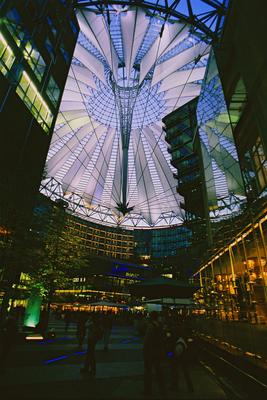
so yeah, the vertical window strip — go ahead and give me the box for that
[16,71,53,133]
[0,32,15,75]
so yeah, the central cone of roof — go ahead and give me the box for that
[44,5,210,228]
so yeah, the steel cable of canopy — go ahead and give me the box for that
[49,64,121,207]
[125,18,172,222]
[128,40,210,209]
[75,0,228,41]
[126,14,187,195]
[43,3,224,228]
[130,18,201,223]
[78,7,123,204]
[48,7,150,214]
[102,5,140,214]
[48,9,124,207]
[104,4,179,223]
[48,68,116,203]
[103,5,124,209]
[102,3,135,213]
[48,14,203,223]
[130,38,230,214]
[112,5,167,217]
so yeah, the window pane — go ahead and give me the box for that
[19,73,29,92]
[46,75,60,106]
[0,33,15,73]
[16,71,53,133]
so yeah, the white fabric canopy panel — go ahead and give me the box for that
[42,5,210,228]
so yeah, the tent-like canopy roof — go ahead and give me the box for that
[41,1,227,228]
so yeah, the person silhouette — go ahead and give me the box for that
[143,311,165,396]
[80,314,103,376]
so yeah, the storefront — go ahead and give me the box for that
[194,210,267,323]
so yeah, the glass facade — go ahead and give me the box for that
[242,136,267,198]
[134,226,191,259]
[187,0,267,370]
[46,76,60,107]
[68,217,135,260]
[0,32,15,75]
[164,98,205,220]
[0,8,55,133]
[16,72,53,133]
[0,1,79,303]
[23,42,46,82]
[0,1,78,135]
[195,210,267,318]
[196,49,246,218]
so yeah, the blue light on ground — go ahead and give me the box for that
[43,334,141,364]
[120,336,141,344]
[74,351,87,355]
[44,350,87,364]
[44,355,68,364]
[38,337,73,345]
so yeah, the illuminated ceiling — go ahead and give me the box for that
[41,1,227,228]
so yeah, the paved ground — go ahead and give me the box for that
[0,320,227,399]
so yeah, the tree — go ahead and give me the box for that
[0,160,50,322]
[0,195,33,322]
[26,199,89,319]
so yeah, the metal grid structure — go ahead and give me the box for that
[41,1,228,228]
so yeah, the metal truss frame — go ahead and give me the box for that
[40,177,246,229]
[209,192,247,221]
[40,177,185,228]
[75,0,228,41]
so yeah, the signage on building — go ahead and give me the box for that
[108,262,152,281]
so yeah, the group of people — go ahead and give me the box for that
[78,312,113,375]
[0,307,195,396]
[77,309,195,396]
[143,311,194,396]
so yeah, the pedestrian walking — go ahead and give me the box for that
[102,312,113,351]
[76,312,87,350]
[80,314,103,376]
[142,311,165,396]
[170,323,194,393]
[64,312,71,333]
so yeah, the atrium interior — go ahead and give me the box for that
[0,1,267,399]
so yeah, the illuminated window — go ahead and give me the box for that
[252,137,267,192]
[46,16,57,37]
[4,8,24,47]
[23,42,46,82]
[229,78,247,128]
[69,20,78,35]
[45,38,55,61]
[0,32,15,75]
[60,45,69,63]
[46,76,60,107]
[16,71,53,133]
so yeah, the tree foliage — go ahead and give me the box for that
[27,199,89,299]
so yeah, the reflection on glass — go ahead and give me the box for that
[16,71,53,133]
[0,32,15,75]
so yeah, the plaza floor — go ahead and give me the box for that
[0,320,227,399]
